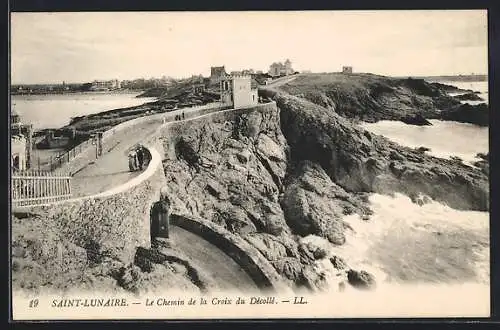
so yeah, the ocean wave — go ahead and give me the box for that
[302,193,489,289]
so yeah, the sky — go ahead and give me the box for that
[10,10,488,84]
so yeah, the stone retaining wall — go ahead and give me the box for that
[57,102,227,175]
[160,102,277,160]
[13,144,166,264]
[102,102,226,141]
[13,102,282,283]
[170,214,288,293]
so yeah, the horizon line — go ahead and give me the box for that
[10,72,489,86]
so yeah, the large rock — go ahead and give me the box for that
[281,161,371,245]
[298,241,328,263]
[440,103,489,127]
[347,269,376,290]
[271,257,304,283]
[244,233,289,261]
[400,114,432,126]
[263,73,461,122]
[157,88,489,294]
[160,104,291,239]
[454,93,483,101]
[330,255,349,270]
[255,134,286,162]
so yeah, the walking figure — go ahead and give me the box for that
[128,149,138,172]
[97,132,103,157]
[136,145,145,170]
[182,112,185,120]
[150,188,171,242]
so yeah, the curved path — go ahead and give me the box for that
[266,75,298,87]
[68,103,269,291]
[71,121,159,197]
[71,105,212,197]
[167,226,259,291]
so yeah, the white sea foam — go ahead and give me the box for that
[301,193,489,291]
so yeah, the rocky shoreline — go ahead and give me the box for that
[272,73,488,127]
[158,89,488,292]
[12,73,489,295]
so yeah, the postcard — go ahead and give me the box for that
[10,10,489,320]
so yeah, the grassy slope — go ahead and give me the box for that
[272,73,461,122]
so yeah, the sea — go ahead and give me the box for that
[361,80,489,164]
[305,80,489,292]
[11,92,157,130]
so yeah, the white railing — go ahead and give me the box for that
[12,170,72,207]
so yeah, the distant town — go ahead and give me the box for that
[10,59,309,173]
[11,59,304,95]
[11,62,487,96]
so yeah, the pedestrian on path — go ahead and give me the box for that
[128,149,138,172]
[136,145,145,170]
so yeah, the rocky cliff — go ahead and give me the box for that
[272,73,488,126]
[158,96,489,291]
[12,72,489,294]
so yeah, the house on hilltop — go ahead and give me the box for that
[342,66,353,74]
[269,59,294,77]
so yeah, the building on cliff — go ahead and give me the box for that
[342,66,353,74]
[11,108,33,172]
[210,66,227,84]
[220,74,258,109]
[269,59,294,77]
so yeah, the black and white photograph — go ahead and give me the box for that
[10,10,490,319]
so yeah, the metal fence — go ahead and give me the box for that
[49,138,94,172]
[12,170,72,207]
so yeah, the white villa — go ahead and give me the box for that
[220,74,258,109]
